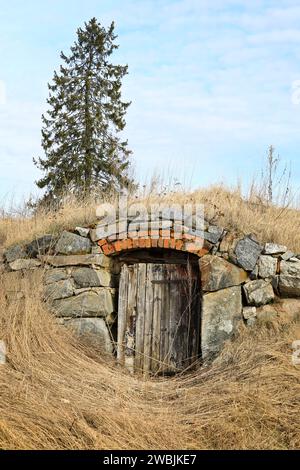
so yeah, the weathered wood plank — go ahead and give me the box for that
[124,265,137,373]
[143,264,154,375]
[117,264,129,364]
[151,265,162,373]
[135,263,147,372]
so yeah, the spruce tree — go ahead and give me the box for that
[34,18,133,201]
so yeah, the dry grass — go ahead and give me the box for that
[0,274,299,450]
[1,184,300,252]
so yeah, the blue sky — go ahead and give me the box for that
[1,0,300,204]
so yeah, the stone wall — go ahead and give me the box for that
[1,217,300,363]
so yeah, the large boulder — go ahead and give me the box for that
[264,243,287,255]
[279,260,300,296]
[26,235,57,257]
[71,267,111,288]
[243,279,275,306]
[258,255,277,278]
[203,225,224,244]
[61,317,113,353]
[199,255,248,292]
[55,231,91,255]
[201,286,242,359]
[52,289,114,317]
[235,235,263,271]
[4,245,27,263]
[279,276,300,297]
[44,280,74,301]
[280,260,300,276]
[44,268,69,284]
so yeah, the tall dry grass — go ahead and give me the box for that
[0,274,299,450]
[1,184,300,252]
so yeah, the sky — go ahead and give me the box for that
[1,0,300,205]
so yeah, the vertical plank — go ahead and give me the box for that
[143,264,154,375]
[124,264,137,373]
[117,264,129,364]
[135,263,147,372]
[151,265,162,373]
[159,265,170,374]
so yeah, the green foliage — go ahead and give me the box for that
[34,18,134,202]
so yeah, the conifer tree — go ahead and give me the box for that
[34,18,133,201]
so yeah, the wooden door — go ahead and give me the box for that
[117,263,201,375]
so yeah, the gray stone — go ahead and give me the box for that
[44,268,69,284]
[9,259,41,271]
[201,286,242,359]
[39,254,111,268]
[26,235,56,257]
[91,246,103,254]
[52,290,114,317]
[5,245,27,263]
[203,225,224,244]
[280,251,295,261]
[243,279,275,306]
[249,265,259,280]
[61,317,113,353]
[242,306,257,320]
[71,267,111,288]
[75,227,90,238]
[258,255,277,278]
[264,243,287,255]
[55,231,91,255]
[280,260,300,276]
[278,275,300,297]
[199,255,248,292]
[235,236,263,271]
[247,317,257,327]
[44,280,74,301]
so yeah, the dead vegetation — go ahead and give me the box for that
[0,185,300,449]
[0,274,299,450]
[1,184,300,252]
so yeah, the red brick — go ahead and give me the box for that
[175,239,184,250]
[133,239,140,249]
[145,238,151,248]
[169,239,176,249]
[158,238,164,248]
[197,248,209,257]
[151,239,159,248]
[114,240,122,252]
[98,239,107,247]
[163,239,170,249]
[102,243,115,255]
[127,239,133,250]
[139,239,147,248]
